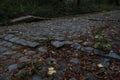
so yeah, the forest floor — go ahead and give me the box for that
[0,10,120,80]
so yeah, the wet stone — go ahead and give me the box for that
[70,58,80,64]
[0,46,8,52]
[25,50,36,56]
[72,65,81,73]
[71,43,82,50]
[69,77,77,80]
[45,57,57,64]
[3,42,13,47]
[83,41,94,46]
[4,34,14,40]
[15,39,27,45]
[0,72,11,80]
[81,47,94,53]
[19,56,30,63]
[101,59,110,68]
[0,55,7,60]
[11,53,23,59]
[8,64,18,72]
[64,41,73,45]
[86,73,95,80]
[54,37,65,41]
[51,41,64,48]
[58,61,67,69]
[40,65,48,73]
[0,67,2,71]
[93,49,105,56]
[43,78,49,80]
[106,51,120,60]
[11,45,21,50]
[38,47,48,53]
[3,51,13,55]
[0,41,8,45]
[9,37,19,42]
[54,71,65,79]
[0,34,6,39]
[27,42,39,48]
[33,54,41,59]
[3,60,14,66]
[32,74,42,80]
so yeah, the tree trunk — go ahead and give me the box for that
[109,0,119,6]
[115,0,119,6]
[77,0,80,7]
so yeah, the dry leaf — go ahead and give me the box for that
[97,63,104,68]
[48,67,56,75]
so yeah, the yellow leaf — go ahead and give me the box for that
[97,63,104,68]
[48,67,56,75]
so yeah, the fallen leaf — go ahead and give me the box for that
[48,67,56,75]
[97,63,104,68]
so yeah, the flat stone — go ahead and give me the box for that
[72,65,81,73]
[10,15,48,23]
[83,41,94,46]
[25,51,36,55]
[69,77,77,80]
[32,74,42,80]
[0,67,2,71]
[86,73,95,80]
[27,42,39,48]
[71,43,82,50]
[81,47,94,53]
[3,60,14,66]
[45,57,57,64]
[58,61,67,69]
[0,34,6,39]
[0,46,8,52]
[73,40,83,43]
[106,51,120,60]
[64,41,73,45]
[9,37,19,42]
[11,45,21,50]
[8,64,18,72]
[51,41,64,48]
[93,49,105,56]
[0,72,11,80]
[3,42,13,47]
[0,41,8,45]
[3,51,13,55]
[0,55,7,60]
[15,39,27,45]
[11,53,23,59]
[4,34,14,40]
[19,56,30,63]
[101,59,110,68]
[40,65,48,72]
[54,37,65,41]
[54,71,65,79]
[70,58,80,64]
[33,54,41,59]
[38,47,48,53]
